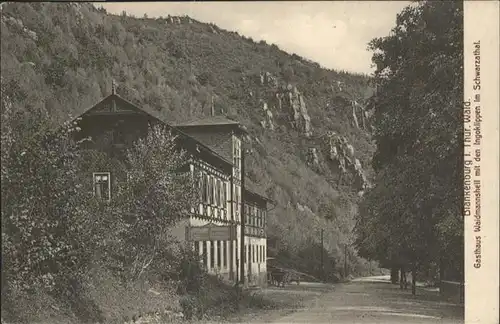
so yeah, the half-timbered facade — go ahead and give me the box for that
[70,90,271,287]
[175,118,272,287]
[242,181,271,286]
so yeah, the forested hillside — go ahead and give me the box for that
[1,2,377,277]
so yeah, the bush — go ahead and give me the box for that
[179,295,197,320]
[197,71,216,86]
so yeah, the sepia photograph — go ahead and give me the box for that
[1,1,498,324]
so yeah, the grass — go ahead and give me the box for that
[1,266,183,324]
[1,264,292,324]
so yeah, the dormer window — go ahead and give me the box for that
[93,172,111,201]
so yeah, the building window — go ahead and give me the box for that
[216,241,221,268]
[216,179,221,207]
[252,244,255,263]
[223,182,227,208]
[210,241,214,269]
[237,142,241,171]
[202,173,208,203]
[194,241,200,256]
[223,241,228,268]
[220,180,224,208]
[244,245,247,264]
[235,186,240,221]
[208,176,213,205]
[198,171,203,201]
[202,241,208,267]
[112,123,127,145]
[208,175,212,205]
[233,138,241,171]
[93,172,111,201]
[213,177,217,206]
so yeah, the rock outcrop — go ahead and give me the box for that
[307,147,320,166]
[296,202,313,214]
[259,100,275,131]
[330,79,374,132]
[2,15,38,41]
[260,71,279,88]
[276,84,312,137]
[322,131,370,193]
[165,15,193,25]
[255,71,312,137]
[351,99,374,131]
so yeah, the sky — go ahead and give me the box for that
[99,1,411,75]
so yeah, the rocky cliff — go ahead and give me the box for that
[1,2,376,275]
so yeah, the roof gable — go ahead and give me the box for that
[72,93,233,168]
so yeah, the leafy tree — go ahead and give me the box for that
[1,75,197,301]
[355,0,463,294]
[100,125,198,280]
[1,95,96,295]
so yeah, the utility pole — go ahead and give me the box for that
[320,229,324,282]
[211,96,215,117]
[344,244,348,278]
[239,145,246,287]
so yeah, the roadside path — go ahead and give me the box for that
[223,276,464,324]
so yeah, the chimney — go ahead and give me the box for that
[111,79,116,95]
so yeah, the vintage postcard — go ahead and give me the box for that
[0,1,498,324]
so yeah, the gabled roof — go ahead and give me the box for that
[174,115,248,134]
[244,178,273,204]
[72,93,233,168]
[174,115,240,127]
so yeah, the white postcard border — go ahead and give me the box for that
[464,2,499,324]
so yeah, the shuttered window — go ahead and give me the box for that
[93,172,111,201]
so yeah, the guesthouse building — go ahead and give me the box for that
[175,117,272,286]
[70,88,272,287]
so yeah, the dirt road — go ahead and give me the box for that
[224,276,464,324]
